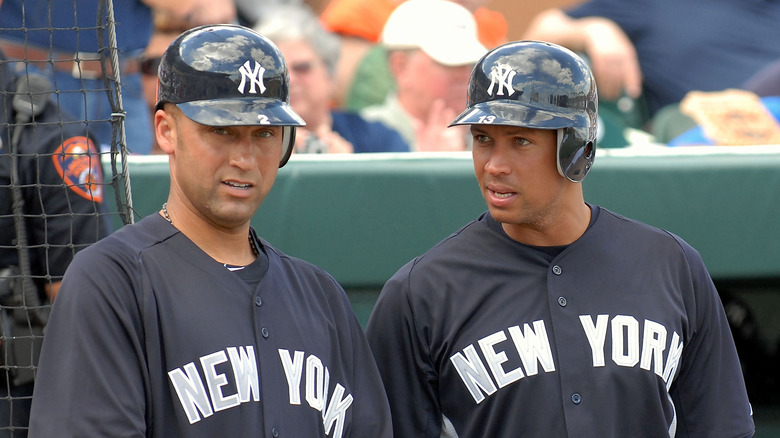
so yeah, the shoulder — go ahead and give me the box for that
[53,216,173,314]
[261,239,344,291]
[416,213,517,262]
[71,214,174,269]
[587,206,707,275]
[384,216,499,291]
[595,207,694,248]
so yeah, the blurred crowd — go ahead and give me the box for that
[3,0,780,155]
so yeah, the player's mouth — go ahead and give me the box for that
[486,185,517,207]
[491,190,513,198]
[223,180,254,195]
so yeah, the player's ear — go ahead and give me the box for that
[155,106,177,155]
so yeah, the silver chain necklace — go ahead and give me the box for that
[162,202,172,223]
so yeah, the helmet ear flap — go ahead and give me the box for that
[279,126,296,168]
[557,127,596,182]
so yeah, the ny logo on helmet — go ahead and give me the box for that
[487,64,516,97]
[238,60,266,94]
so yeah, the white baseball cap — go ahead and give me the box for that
[381,0,487,67]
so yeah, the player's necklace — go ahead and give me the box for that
[161,202,258,256]
[248,232,259,256]
[162,202,172,223]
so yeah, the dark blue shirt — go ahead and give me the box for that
[566,0,780,116]
[332,110,410,153]
[0,0,152,55]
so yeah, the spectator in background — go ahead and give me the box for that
[140,11,195,154]
[255,4,410,154]
[0,0,235,155]
[522,0,780,140]
[320,0,506,109]
[359,0,487,152]
[0,45,107,437]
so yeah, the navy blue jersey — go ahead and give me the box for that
[29,214,392,438]
[367,206,753,438]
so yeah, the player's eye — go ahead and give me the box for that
[473,134,491,144]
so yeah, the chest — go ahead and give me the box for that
[137,268,356,437]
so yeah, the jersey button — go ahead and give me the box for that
[255,296,263,307]
[552,265,562,275]
[557,296,567,307]
[261,327,270,338]
[272,427,279,437]
[571,393,582,404]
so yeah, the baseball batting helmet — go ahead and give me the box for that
[450,40,598,182]
[156,24,305,167]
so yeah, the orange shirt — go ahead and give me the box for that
[473,7,508,48]
[320,0,508,48]
[320,0,398,43]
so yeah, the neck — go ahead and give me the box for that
[160,202,257,266]
[502,201,591,247]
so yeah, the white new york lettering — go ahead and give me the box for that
[306,355,330,412]
[452,321,557,404]
[580,314,684,385]
[611,315,640,367]
[322,384,353,438]
[168,346,261,424]
[168,362,214,424]
[278,349,354,438]
[201,351,241,413]
[478,331,524,388]
[450,344,498,404]
[580,314,610,367]
[639,320,667,377]
[507,321,556,375]
[226,346,260,403]
[238,60,266,94]
[280,349,305,405]
[663,332,684,389]
[487,64,516,97]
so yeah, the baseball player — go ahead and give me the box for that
[366,41,754,437]
[28,25,391,438]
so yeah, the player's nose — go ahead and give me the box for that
[484,144,512,175]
